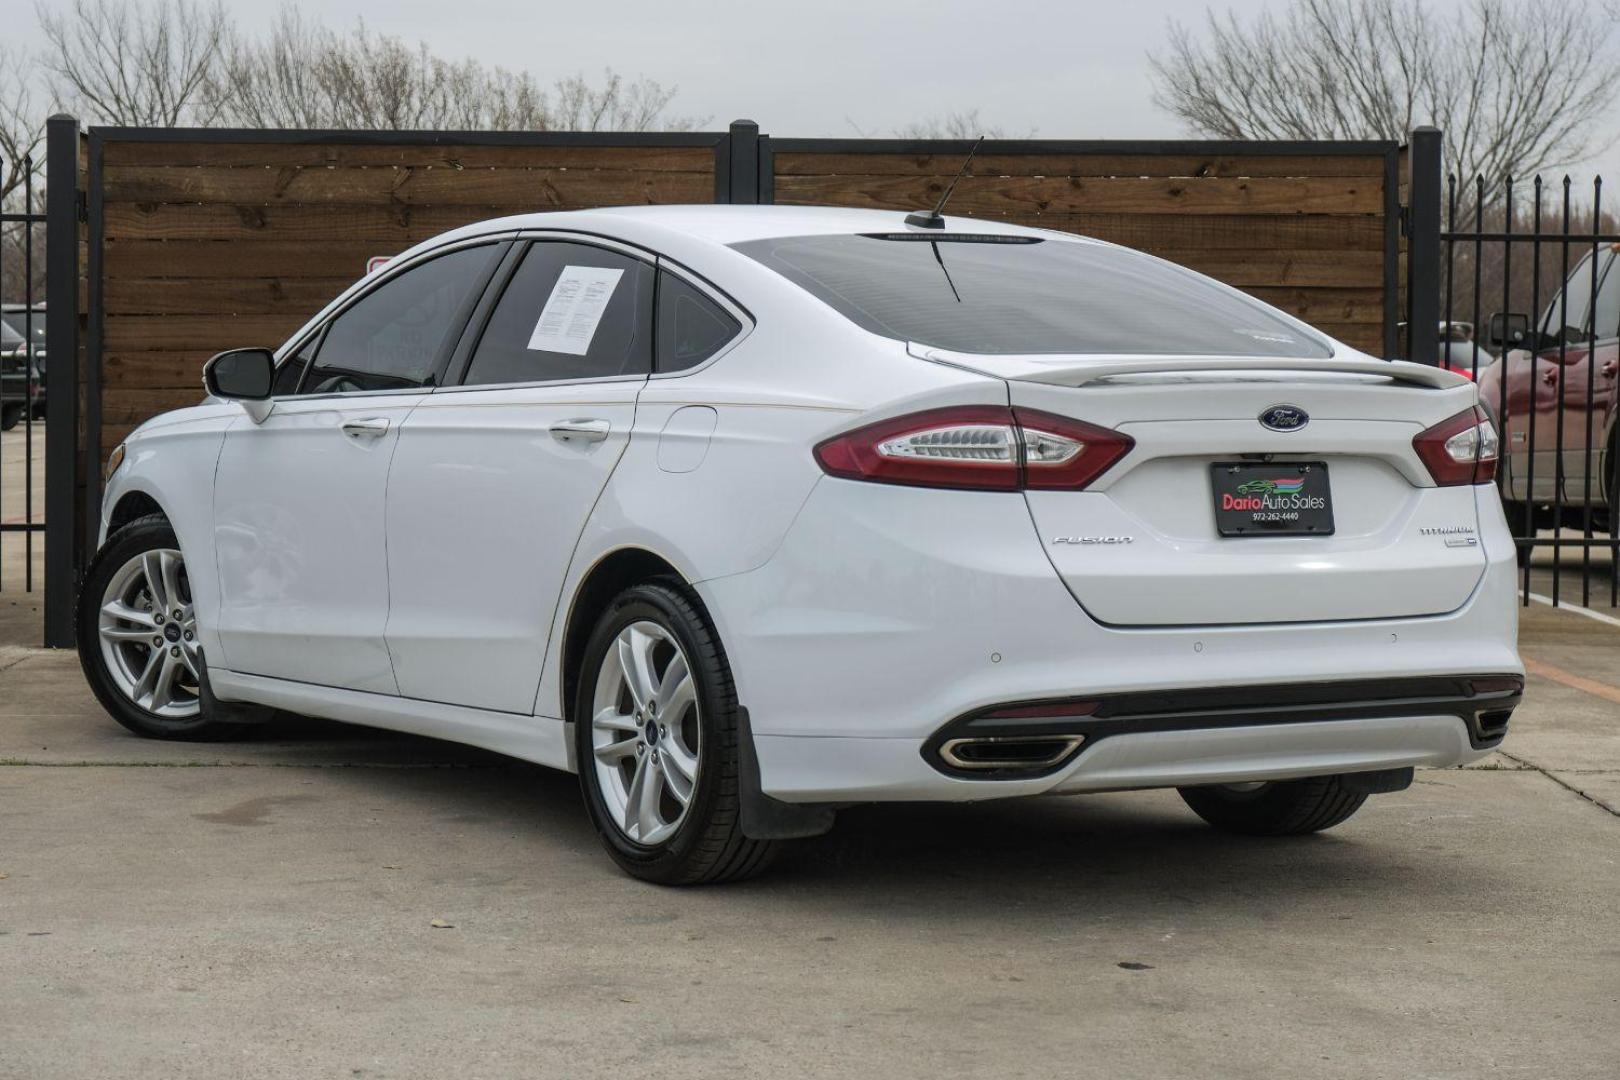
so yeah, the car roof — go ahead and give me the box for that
[427,204,1075,253]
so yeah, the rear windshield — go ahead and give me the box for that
[731,233,1332,358]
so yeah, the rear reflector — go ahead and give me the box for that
[1413,406,1499,486]
[814,405,1133,491]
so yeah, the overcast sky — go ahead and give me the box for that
[2,0,1616,178]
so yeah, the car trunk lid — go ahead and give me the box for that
[911,346,1488,627]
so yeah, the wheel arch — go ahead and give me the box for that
[107,489,167,535]
[559,546,689,724]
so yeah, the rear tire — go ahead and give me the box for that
[574,580,778,885]
[1177,776,1369,836]
[76,513,251,742]
[1,403,20,431]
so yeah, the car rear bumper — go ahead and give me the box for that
[697,479,1522,803]
[755,714,1483,802]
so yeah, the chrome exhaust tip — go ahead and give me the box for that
[936,734,1087,774]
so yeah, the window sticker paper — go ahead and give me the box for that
[528,265,624,356]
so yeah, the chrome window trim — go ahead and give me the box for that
[425,229,755,395]
[270,231,519,398]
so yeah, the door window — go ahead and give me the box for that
[1588,251,1620,342]
[656,270,740,372]
[298,245,499,395]
[462,241,653,387]
[1540,250,1611,345]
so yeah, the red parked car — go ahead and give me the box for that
[1480,247,1619,535]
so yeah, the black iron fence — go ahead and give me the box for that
[1425,154,1618,609]
[0,155,47,597]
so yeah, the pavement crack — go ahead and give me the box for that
[1497,749,1620,820]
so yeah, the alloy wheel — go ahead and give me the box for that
[96,548,201,718]
[589,620,701,846]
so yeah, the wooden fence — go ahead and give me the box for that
[89,128,731,455]
[764,139,1399,356]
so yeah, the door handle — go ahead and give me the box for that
[1541,368,1559,386]
[341,417,391,439]
[549,418,611,443]
[1603,359,1617,379]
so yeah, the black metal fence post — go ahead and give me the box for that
[1406,126,1443,366]
[44,114,80,648]
[726,120,761,205]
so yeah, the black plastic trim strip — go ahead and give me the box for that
[922,674,1524,779]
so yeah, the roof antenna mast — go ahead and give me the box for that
[905,135,983,230]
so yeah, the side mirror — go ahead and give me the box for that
[1486,313,1530,351]
[203,348,275,423]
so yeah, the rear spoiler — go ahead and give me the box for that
[906,343,1470,391]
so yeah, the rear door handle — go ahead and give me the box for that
[341,417,391,439]
[549,418,611,443]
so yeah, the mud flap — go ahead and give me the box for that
[197,649,274,726]
[737,707,837,840]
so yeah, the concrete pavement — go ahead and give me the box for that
[2,596,1618,1079]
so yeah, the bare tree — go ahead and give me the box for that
[549,69,697,133]
[892,109,1022,140]
[0,44,47,203]
[209,10,697,132]
[38,0,230,126]
[1149,0,1620,187]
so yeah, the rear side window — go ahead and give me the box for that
[656,270,740,372]
[731,233,1332,358]
[301,245,498,395]
[463,241,653,386]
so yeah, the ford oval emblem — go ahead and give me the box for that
[1259,404,1309,432]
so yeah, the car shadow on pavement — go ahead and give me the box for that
[240,714,1490,917]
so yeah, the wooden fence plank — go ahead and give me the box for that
[774,174,1382,216]
[1018,213,1385,250]
[103,351,213,389]
[104,142,716,171]
[102,165,713,206]
[105,277,358,315]
[107,240,399,279]
[772,151,1388,179]
[105,203,527,243]
[106,313,310,351]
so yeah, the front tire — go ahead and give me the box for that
[76,513,248,741]
[1177,776,1369,836]
[574,581,777,885]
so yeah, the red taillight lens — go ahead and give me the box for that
[1413,406,1499,486]
[813,405,1134,491]
[1013,407,1136,490]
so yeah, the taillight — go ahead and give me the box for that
[813,405,1134,491]
[1413,406,1499,485]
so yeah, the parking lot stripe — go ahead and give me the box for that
[1521,655,1620,708]
[1526,592,1620,631]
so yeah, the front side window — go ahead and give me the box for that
[656,270,740,372]
[1540,250,1610,345]
[298,244,498,395]
[1584,252,1620,342]
[272,334,318,396]
[732,233,1333,358]
[462,241,653,387]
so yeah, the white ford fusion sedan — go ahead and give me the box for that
[79,205,1523,883]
